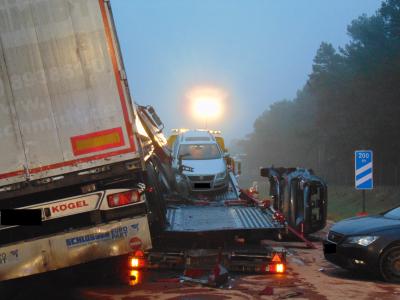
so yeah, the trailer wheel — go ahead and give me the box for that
[145,161,167,232]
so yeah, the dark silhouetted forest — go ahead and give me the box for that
[235,0,400,186]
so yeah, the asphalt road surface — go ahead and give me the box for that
[2,227,400,299]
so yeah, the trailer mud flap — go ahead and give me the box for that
[0,216,151,282]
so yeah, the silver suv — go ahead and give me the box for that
[171,130,229,193]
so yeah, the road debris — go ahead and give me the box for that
[277,290,303,299]
[259,286,274,295]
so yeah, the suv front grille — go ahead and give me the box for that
[327,231,344,244]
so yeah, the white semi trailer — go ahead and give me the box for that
[0,0,164,281]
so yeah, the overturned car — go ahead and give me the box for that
[260,167,327,234]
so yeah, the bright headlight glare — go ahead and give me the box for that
[346,236,378,246]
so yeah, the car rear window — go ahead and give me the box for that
[178,144,221,160]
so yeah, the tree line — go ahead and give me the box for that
[235,0,400,186]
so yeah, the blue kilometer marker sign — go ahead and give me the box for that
[355,150,373,190]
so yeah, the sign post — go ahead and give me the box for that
[354,150,373,213]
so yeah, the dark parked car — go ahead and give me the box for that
[324,206,400,282]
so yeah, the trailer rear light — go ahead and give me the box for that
[275,263,285,273]
[130,250,146,269]
[107,190,140,208]
[266,254,285,273]
[129,270,141,286]
[130,257,146,268]
[130,258,139,268]
[265,263,285,273]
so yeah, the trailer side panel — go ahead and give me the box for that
[0,0,138,187]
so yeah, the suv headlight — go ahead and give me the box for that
[345,236,378,246]
[216,171,227,180]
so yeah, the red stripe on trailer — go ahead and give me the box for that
[29,148,134,174]
[0,170,25,180]
[98,0,135,151]
[0,148,135,179]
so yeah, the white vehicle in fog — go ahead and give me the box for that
[171,130,229,193]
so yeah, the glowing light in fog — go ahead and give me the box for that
[187,86,227,127]
[193,97,222,119]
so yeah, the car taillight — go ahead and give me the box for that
[107,190,141,208]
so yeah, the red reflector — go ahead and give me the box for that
[107,190,140,208]
[134,250,145,258]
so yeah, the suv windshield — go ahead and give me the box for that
[384,206,400,219]
[178,144,221,160]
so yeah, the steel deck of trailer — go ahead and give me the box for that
[164,173,284,233]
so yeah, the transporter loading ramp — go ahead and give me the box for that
[166,206,281,232]
[164,173,284,234]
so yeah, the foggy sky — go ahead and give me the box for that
[111,0,381,143]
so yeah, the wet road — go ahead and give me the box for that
[76,242,400,300]
[3,229,400,299]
